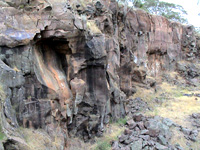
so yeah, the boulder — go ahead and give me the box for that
[130,139,143,150]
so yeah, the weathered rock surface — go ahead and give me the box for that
[190,113,200,130]
[0,0,199,149]
[113,114,199,150]
[112,115,176,150]
[125,98,149,117]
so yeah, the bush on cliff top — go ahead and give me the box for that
[117,0,188,24]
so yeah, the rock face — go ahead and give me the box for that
[0,0,199,149]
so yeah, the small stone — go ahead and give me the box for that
[0,142,4,150]
[119,134,129,143]
[142,140,148,147]
[135,127,140,131]
[127,119,134,126]
[147,140,155,146]
[112,141,119,149]
[175,144,184,150]
[127,119,137,130]
[180,127,191,135]
[140,130,149,135]
[144,121,150,128]
[124,136,137,144]
[142,146,149,150]
[137,122,145,130]
[158,135,167,145]
[192,113,200,119]
[130,139,143,150]
[148,128,159,137]
[186,142,191,147]
[189,134,197,142]
[155,143,168,150]
[124,129,133,135]
[133,113,144,122]
[191,130,198,136]
[163,118,174,127]
[139,135,150,140]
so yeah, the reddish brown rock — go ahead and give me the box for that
[0,0,199,149]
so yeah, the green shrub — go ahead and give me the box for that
[95,141,111,150]
[0,121,5,141]
[115,118,127,126]
[0,131,5,141]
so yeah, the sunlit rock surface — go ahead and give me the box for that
[0,0,199,149]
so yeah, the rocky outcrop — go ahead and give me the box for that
[0,0,199,149]
[112,115,176,150]
[112,114,199,150]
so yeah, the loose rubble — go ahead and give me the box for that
[125,98,150,117]
[112,114,176,150]
[190,113,200,130]
[112,113,199,150]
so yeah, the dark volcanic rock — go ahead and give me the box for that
[125,98,149,116]
[0,0,199,149]
[176,62,200,79]
[133,113,144,122]
[126,119,137,130]
[113,116,177,150]
[130,139,143,150]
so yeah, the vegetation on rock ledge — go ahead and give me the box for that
[118,0,188,23]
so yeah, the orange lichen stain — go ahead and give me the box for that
[44,46,72,100]
[34,46,58,92]
[49,65,71,98]
[35,45,72,107]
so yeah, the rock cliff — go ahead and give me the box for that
[0,0,199,149]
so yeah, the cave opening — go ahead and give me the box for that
[18,35,74,129]
[35,37,72,78]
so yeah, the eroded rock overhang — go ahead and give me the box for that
[0,0,199,149]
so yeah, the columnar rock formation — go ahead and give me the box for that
[0,0,198,149]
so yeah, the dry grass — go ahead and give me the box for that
[147,96,200,128]
[143,82,200,127]
[90,124,125,150]
[0,85,5,97]
[191,139,200,150]
[170,127,188,148]
[131,86,155,102]
[143,80,200,128]
[13,66,20,72]
[70,0,93,9]
[132,78,189,106]
[0,84,6,142]
[87,20,102,34]
[67,124,125,150]
[68,138,90,150]
[19,128,62,150]
[136,73,200,149]
[170,127,200,150]
[0,85,5,112]
[131,81,179,109]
